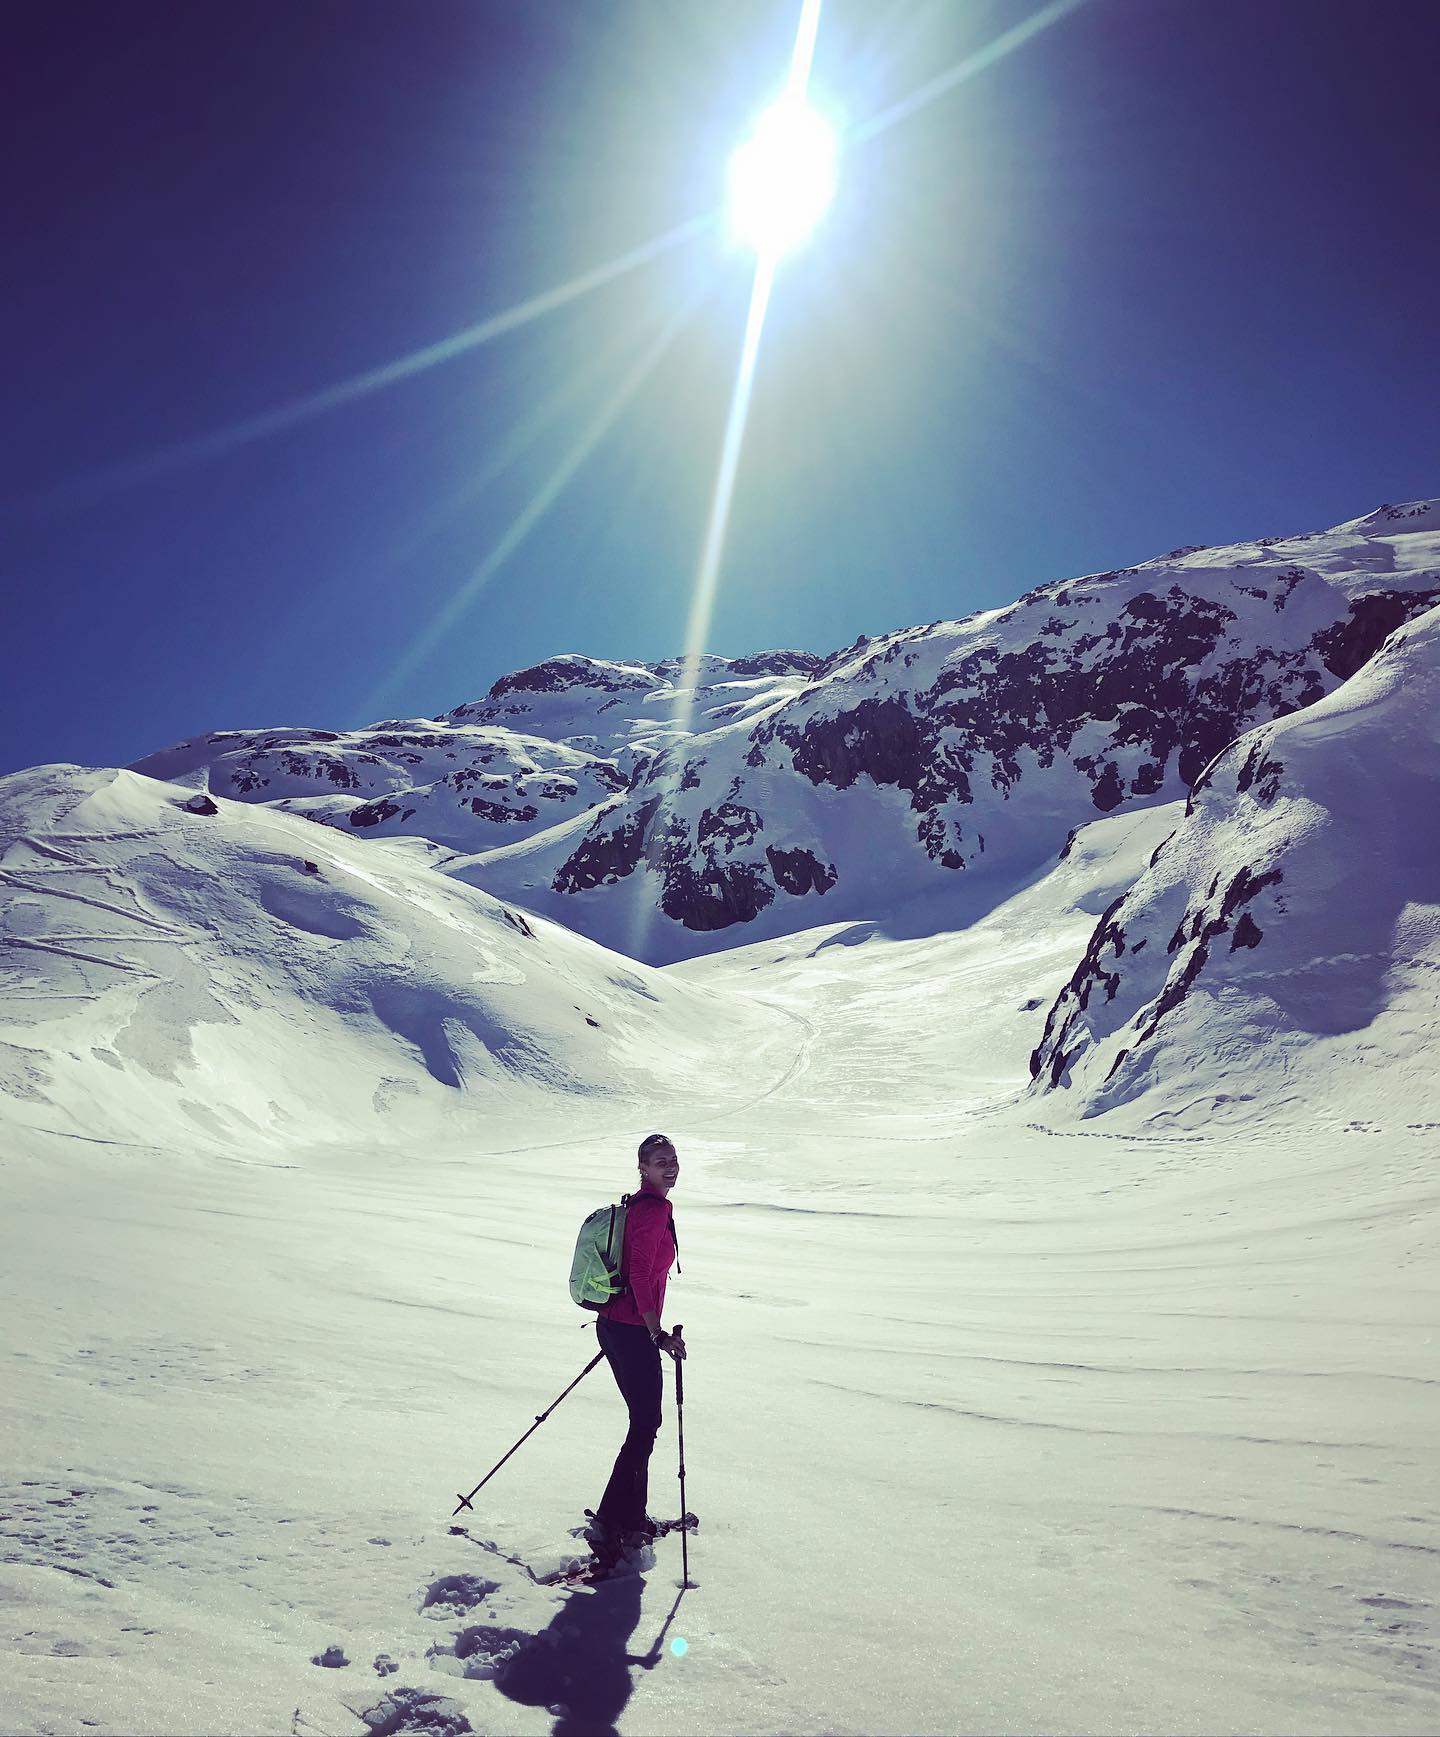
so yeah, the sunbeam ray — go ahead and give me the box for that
[358,287,706,720]
[627,0,822,960]
[677,258,776,706]
[852,0,1087,143]
[374,311,673,576]
[8,215,712,516]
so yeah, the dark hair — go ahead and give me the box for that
[637,1132,671,1162]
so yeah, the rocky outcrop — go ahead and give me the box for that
[1027,596,1440,1117]
[125,498,1440,965]
[1312,587,1440,681]
[128,720,631,854]
[542,503,1438,949]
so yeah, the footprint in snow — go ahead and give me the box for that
[428,1621,535,1681]
[343,1685,472,1736]
[420,1573,499,1617]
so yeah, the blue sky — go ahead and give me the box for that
[3,0,1438,777]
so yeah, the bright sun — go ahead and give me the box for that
[726,95,838,259]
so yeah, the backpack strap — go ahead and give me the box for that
[607,1192,631,1266]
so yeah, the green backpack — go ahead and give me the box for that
[569,1194,634,1311]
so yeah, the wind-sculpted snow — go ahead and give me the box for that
[1029,601,1440,1123]
[0,764,790,1152]
[509,501,1438,959]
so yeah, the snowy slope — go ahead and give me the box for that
[120,502,1440,967]
[129,720,634,853]
[1028,601,1440,1127]
[1,793,1434,1736]
[0,764,792,1155]
[2,500,1438,1737]
[127,652,820,857]
[442,649,821,757]
[463,499,1440,962]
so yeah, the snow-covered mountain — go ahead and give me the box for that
[0,494,1429,1146]
[1028,599,1440,1126]
[130,720,634,853]
[0,763,792,1155]
[126,502,1439,970]
[4,502,1438,1737]
[460,499,1440,961]
[129,653,820,854]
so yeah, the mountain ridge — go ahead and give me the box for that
[124,497,1440,965]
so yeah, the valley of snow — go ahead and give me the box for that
[2,500,1438,1736]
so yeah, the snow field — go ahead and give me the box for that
[2,1110,1434,1735]
[2,783,1436,1733]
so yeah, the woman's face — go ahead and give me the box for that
[639,1141,680,1187]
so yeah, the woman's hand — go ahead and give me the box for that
[656,1329,687,1361]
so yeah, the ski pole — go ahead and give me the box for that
[673,1324,691,1587]
[452,1350,606,1517]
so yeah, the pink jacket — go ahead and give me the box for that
[598,1180,676,1328]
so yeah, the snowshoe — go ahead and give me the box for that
[580,1515,624,1567]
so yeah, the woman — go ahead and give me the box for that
[586,1132,686,1565]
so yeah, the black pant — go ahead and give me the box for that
[594,1317,662,1532]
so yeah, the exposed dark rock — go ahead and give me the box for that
[1231,912,1264,949]
[1031,851,1287,1090]
[697,801,763,850]
[786,694,925,793]
[1220,863,1283,923]
[349,798,404,829]
[488,656,651,700]
[1090,763,1125,811]
[660,857,775,931]
[554,797,661,892]
[182,793,218,816]
[765,845,838,896]
[1313,587,1440,681]
[726,649,825,677]
[1130,865,1283,1046]
[466,799,538,824]
[1235,739,1285,803]
[1029,895,1128,1083]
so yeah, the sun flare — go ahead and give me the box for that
[726,95,838,259]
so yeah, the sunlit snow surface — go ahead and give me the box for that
[1,758,1435,1734]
